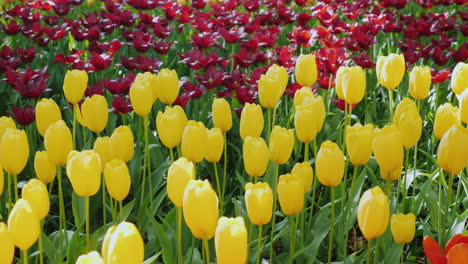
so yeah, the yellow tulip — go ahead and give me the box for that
[266,64,288,95]
[106,222,144,264]
[302,95,326,132]
[44,120,73,166]
[21,179,50,220]
[258,74,281,109]
[133,72,158,102]
[0,222,14,264]
[8,199,40,250]
[101,225,117,264]
[93,137,111,172]
[215,217,248,264]
[63,70,88,104]
[460,90,468,124]
[109,126,134,162]
[294,98,324,142]
[437,124,468,175]
[341,66,366,104]
[295,54,317,87]
[372,125,404,181]
[35,98,62,136]
[0,128,29,175]
[335,66,346,100]
[66,150,101,197]
[244,182,273,225]
[76,251,104,264]
[277,173,304,215]
[104,159,131,202]
[181,121,208,163]
[129,81,153,117]
[316,141,344,187]
[390,213,416,244]
[156,105,188,149]
[451,62,468,95]
[81,95,109,133]
[433,103,460,140]
[293,86,315,108]
[240,103,264,140]
[206,128,224,163]
[34,151,56,184]
[357,186,389,240]
[157,68,180,105]
[409,66,431,100]
[167,157,195,207]
[75,103,86,127]
[291,162,313,193]
[269,126,295,165]
[243,136,270,177]
[183,179,219,240]
[376,54,405,90]
[346,123,373,166]
[393,98,422,149]
[212,98,232,132]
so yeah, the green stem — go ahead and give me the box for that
[213,163,222,213]
[272,107,277,128]
[388,89,394,121]
[57,166,65,261]
[119,201,123,222]
[304,142,309,162]
[145,115,153,206]
[441,173,454,246]
[343,102,348,151]
[102,173,106,225]
[85,196,90,252]
[438,169,443,239]
[39,221,44,264]
[7,172,11,215]
[170,148,174,163]
[344,166,359,264]
[366,239,372,264]
[73,103,77,149]
[400,244,404,264]
[256,225,263,264]
[400,148,409,212]
[203,239,210,264]
[23,249,28,264]
[177,207,182,264]
[435,83,440,109]
[328,187,335,264]
[141,117,147,205]
[289,214,298,264]
[110,197,116,224]
[269,163,279,261]
[267,109,272,142]
[374,237,380,263]
[411,138,419,212]
[13,174,18,201]
[222,132,227,207]
[121,114,126,126]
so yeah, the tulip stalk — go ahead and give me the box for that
[13,174,18,201]
[23,250,28,264]
[202,239,210,264]
[145,116,153,205]
[119,201,124,222]
[366,239,372,264]
[57,166,66,261]
[388,89,394,121]
[177,207,182,264]
[344,165,359,264]
[170,148,174,163]
[222,132,227,211]
[6,172,11,214]
[328,187,335,264]
[85,196,90,252]
[102,175,107,225]
[441,173,454,246]
[289,215,298,264]
[213,163,222,211]
[410,101,420,212]
[256,225,263,264]
[73,103,77,149]
[399,149,410,212]
[39,222,44,264]
[269,163,279,261]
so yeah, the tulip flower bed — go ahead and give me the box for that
[0,0,467,263]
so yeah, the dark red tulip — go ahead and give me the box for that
[233,48,255,68]
[9,105,35,126]
[132,32,153,53]
[102,74,136,95]
[3,20,21,36]
[332,98,357,111]
[127,0,157,10]
[285,82,302,98]
[196,65,225,90]
[53,49,85,65]
[315,4,339,27]
[112,95,133,114]
[85,82,104,97]
[42,15,61,26]
[353,51,375,69]
[290,26,312,47]
[16,46,36,64]
[88,52,112,72]
[178,50,222,70]
[120,55,162,73]
[431,68,451,84]
[5,67,49,99]
[274,45,297,68]
[452,43,468,62]
[51,0,72,17]
[153,40,173,55]
[223,70,246,91]
[235,85,257,105]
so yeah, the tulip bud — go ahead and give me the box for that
[433,103,460,140]
[101,225,117,264]
[393,98,422,149]
[183,179,219,240]
[258,74,281,109]
[240,103,264,140]
[8,199,40,250]
[372,125,404,181]
[0,222,14,264]
[35,98,62,136]
[390,213,416,244]
[0,128,29,175]
[460,90,468,124]
[156,105,188,149]
[44,120,73,166]
[269,126,294,165]
[293,87,314,108]
[157,68,180,105]
[110,126,134,162]
[340,66,366,104]
[295,54,317,87]
[81,95,109,133]
[294,97,325,142]
[409,66,431,100]
[106,222,144,264]
[94,137,111,172]
[212,98,232,132]
[215,217,248,264]
[266,64,288,96]
[167,157,195,207]
[357,186,389,240]
[129,81,152,117]
[277,173,304,215]
[245,182,273,225]
[451,62,468,95]
[335,67,346,100]
[134,72,158,103]
[66,150,101,197]
[22,179,49,220]
[376,54,405,90]
[437,124,468,175]
[345,123,373,166]
[182,121,208,163]
[205,128,224,163]
[104,159,131,202]
[243,137,270,177]
[63,70,88,104]
[316,141,344,187]
[291,162,313,193]
[76,251,104,264]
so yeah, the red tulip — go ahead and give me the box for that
[9,105,35,126]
